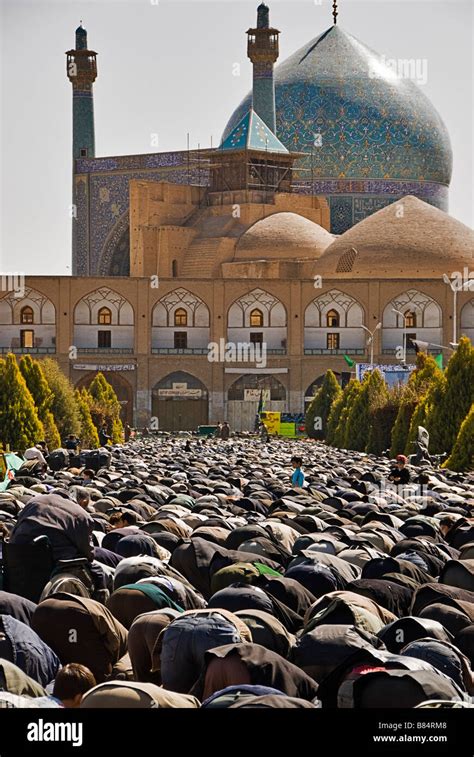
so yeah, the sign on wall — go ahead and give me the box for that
[244,389,271,402]
[73,364,136,371]
[157,388,202,398]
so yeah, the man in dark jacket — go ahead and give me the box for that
[10,494,94,562]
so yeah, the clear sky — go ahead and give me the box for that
[1,0,472,274]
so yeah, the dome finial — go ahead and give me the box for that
[332,0,338,25]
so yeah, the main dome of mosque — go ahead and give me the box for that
[223,26,452,186]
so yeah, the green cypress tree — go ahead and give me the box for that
[0,354,44,450]
[305,370,342,440]
[19,355,61,450]
[75,388,100,448]
[389,353,442,457]
[444,403,474,472]
[426,337,474,454]
[332,379,361,449]
[41,358,81,441]
[345,370,387,452]
[365,372,391,454]
[404,369,444,456]
[88,372,124,443]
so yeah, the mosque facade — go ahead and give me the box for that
[1,4,472,430]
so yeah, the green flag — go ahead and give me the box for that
[343,354,355,367]
[435,353,443,370]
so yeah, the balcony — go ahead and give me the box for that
[76,348,134,354]
[304,348,365,355]
[0,347,56,354]
[151,348,209,355]
[382,348,440,355]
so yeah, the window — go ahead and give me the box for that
[98,330,111,349]
[174,308,188,327]
[326,309,340,328]
[250,332,263,345]
[172,260,178,278]
[404,311,417,328]
[20,306,34,324]
[174,332,187,349]
[327,333,340,350]
[80,148,88,157]
[98,307,112,325]
[20,330,34,348]
[250,308,264,327]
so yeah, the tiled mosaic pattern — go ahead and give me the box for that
[223,26,452,187]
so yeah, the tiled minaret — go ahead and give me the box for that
[246,3,280,133]
[66,24,97,275]
[66,24,97,160]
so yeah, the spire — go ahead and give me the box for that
[332,0,338,25]
[257,2,269,28]
[75,22,88,50]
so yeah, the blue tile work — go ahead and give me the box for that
[73,177,89,275]
[73,92,95,160]
[223,25,452,221]
[219,109,288,153]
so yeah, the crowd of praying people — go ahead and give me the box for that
[0,432,473,709]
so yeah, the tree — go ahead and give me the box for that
[404,370,444,456]
[345,369,387,452]
[305,370,342,440]
[41,358,81,440]
[0,354,44,450]
[75,388,100,449]
[19,355,61,450]
[330,379,361,449]
[444,403,474,472]
[367,384,402,456]
[425,337,474,454]
[390,352,443,457]
[88,372,123,443]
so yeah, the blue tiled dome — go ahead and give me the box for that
[223,26,452,186]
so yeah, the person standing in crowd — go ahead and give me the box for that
[220,422,230,440]
[291,456,305,488]
[124,423,132,442]
[99,425,111,447]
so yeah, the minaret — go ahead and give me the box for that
[247,3,280,133]
[66,24,97,160]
